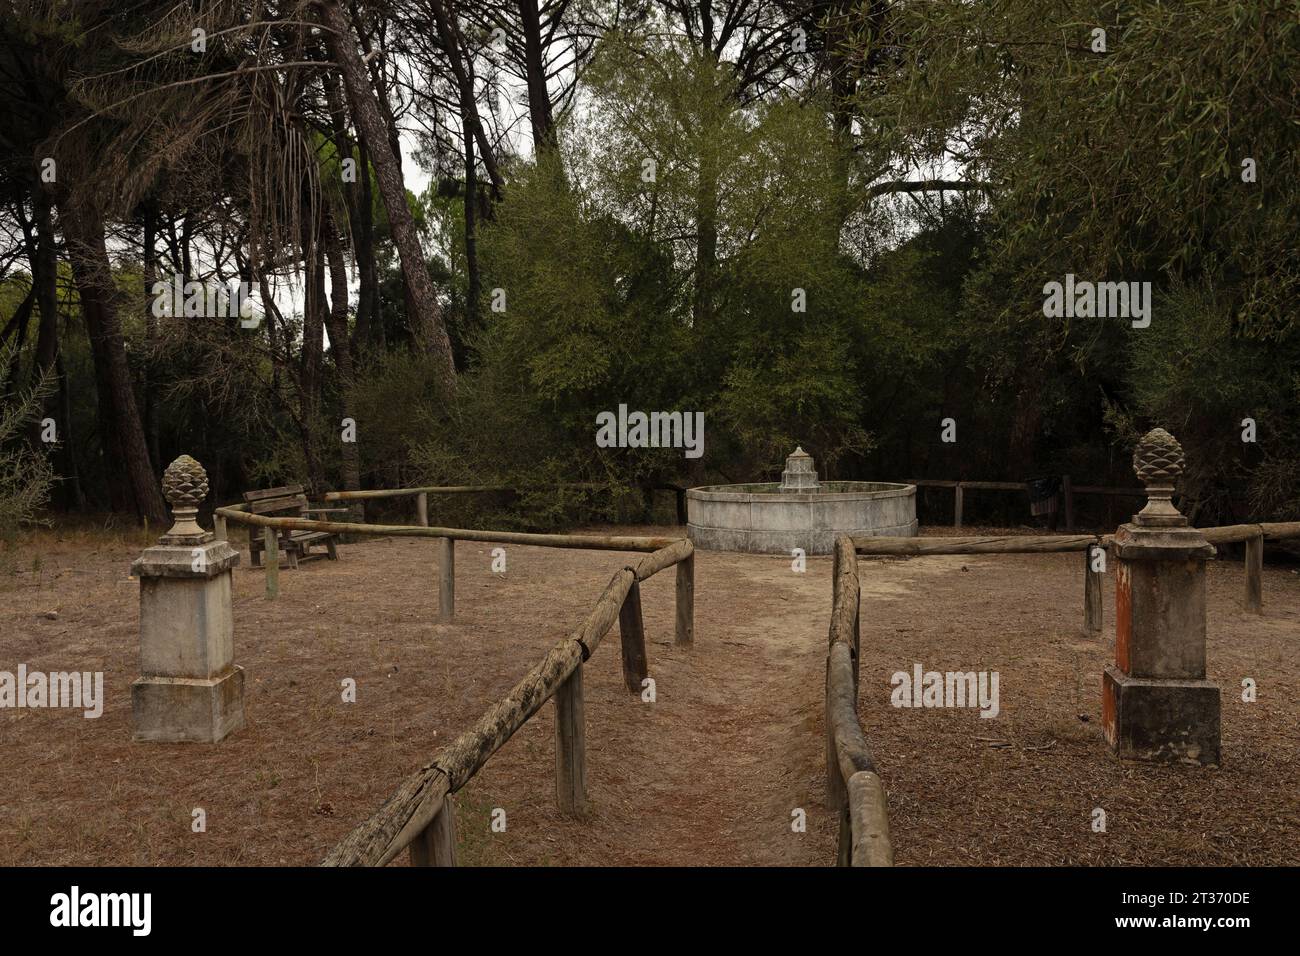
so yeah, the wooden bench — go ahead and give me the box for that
[243,485,348,568]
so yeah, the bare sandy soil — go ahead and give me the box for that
[1,523,1296,866]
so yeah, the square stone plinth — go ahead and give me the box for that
[1102,665,1220,766]
[132,667,245,743]
[1114,556,1208,679]
[138,573,235,678]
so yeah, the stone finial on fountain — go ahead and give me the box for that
[159,454,213,545]
[779,445,820,493]
[1131,428,1187,528]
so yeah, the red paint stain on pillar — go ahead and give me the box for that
[1114,562,1132,673]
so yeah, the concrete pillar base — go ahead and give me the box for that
[1102,664,1220,766]
[132,666,246,743]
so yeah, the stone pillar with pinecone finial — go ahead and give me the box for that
[131,455,245,742]
[1102,428,1220,765]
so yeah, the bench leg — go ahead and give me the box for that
[326,538,338,560]
[286,541,299,570]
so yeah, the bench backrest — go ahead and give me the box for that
[242,484,310,517]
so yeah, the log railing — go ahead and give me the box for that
[319,483,603,530]
[319,482,684,528]
[826,536,893,867]
[905,477,1146,530]
[319,538,696,866]
[213,501,684,613]
[831,520,1298,866]
[851,521,1300,630]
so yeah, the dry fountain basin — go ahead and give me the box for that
[686,447,918,555]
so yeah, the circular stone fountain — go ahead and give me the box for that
[686,447,917,554]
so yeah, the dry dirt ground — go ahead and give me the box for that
[1,523,1296,866]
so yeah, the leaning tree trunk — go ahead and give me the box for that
[59,203,167,525]
[318,0,455,389]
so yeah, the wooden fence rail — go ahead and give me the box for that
[319,482,687,527]
[213,502,683,608]
[828,519,1298,866]
[851,521,1300,634]
[320,539,695,866]
[825,536,893,867]
[905,477,1147,531]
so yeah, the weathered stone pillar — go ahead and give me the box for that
[131,455,245,743]
[1103,429,1219,765]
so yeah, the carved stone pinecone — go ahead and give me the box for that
[1132,428,1184,486]
[162,455,209,508]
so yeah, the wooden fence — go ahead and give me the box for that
[320,483,601,528]
[906,478,1146,531]
[834,519,1299,866]
[214,501,683,612]
[826,536,893,866]
[210,494,695,865]
[320,481,687,527]
[851,521,1300,630]
[316,537,695,866]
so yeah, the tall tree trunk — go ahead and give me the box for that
[322,211,360,494]
[517,0,556,152]
[353,135,383,350]
[2,288,33,393]
[463,108,480,332]
[321,69,375,349]
[55,350,86,511]
[299,215,326,491]
[428,0,504,198]
[318,0,456,388]
[32,193,59,379]
[59,203,167,525]
[142,201,161,470]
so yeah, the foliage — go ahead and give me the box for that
[0,340,55,539]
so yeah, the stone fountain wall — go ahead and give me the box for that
[686,449,917,554]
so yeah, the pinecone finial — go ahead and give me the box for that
[1132,428,1187,527]
[160,455,211,544]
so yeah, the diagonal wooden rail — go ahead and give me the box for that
[319,538,695,867]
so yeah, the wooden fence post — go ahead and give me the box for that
[438,536,455,623]
[954,482,964,529]
[416,492,429,528]
[214,513,227,542]
[619,581,648,693]
[263,526,278,599]
[554,663,587,816]
[409,798,458,866]
[675,553,695,646]
[1062,474,1075,532]
[1245,531,1263,614]
[1084,544,1103,636]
